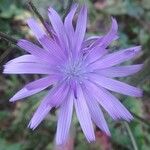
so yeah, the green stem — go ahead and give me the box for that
[63,0,74,21]
[28,0,45,27]
[124,122,138,150]
[0,49,12,64]
[28,0,52,36]
[0,31,17,44]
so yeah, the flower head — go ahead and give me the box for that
[4,4,143,145]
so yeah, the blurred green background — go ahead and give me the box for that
[0,0,150,149]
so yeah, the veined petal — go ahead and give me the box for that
[74,84,95,142]
[85,47,107,64]
[27,18,46,39]
[82,36,101,49]
[25,75,59,90]
[6,55,40,64]
[90,46,141,69]
[39,35,66,60]
[85,80,133,121]
[10,75,56,101]
[56,91,73,145]
[94,64,143,77]
[28,99,52,130]
[17,39,55,64]
[74,5,87,55]
[91,18,118,49]
[88,74,143,97]
[3,63,52,74]
[29,82,69,129]
[82,85,110,135]
[47,83,69,107]
[64,4,78,49]
[48,7,68,54]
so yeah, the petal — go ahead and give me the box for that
[3,63,52,74]
[91,18,118,49]
[38,82,69,108]
[85,80,133,121]
[64,4,78,51]
[88,74,143,97]
[90,46,141,69]
[56,92,73,145]
[25,75,59,90]
[6,55,40,64]
[74,84,95,142]
[82,36,101,49]
[27,18,46,39]
[17,39,55,64]
[48,7,68,54]
[29,82,69,129]
[10,75,57,101]
[28,99,52,130]
[47,83,69,107]
[85,47,107,64]
[99,17,118,47]
[95,64,143,77]
[74,6,87,55]
[39,35,66,60]
[27,18,61,58]
[82,85,110,135]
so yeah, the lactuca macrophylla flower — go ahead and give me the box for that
[4,4,143,145]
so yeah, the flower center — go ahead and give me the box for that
[59,60,86,81]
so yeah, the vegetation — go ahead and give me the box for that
[0,0,150,149]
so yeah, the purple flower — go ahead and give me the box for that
[3,4,143,145]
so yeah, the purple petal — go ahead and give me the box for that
[84,47,107,64]
[85,80,133,121]
[28,99,52,130]
[25,75,59,90]
[95,64,143,77]
[6,55,40,64]
[74,6,87,56]
[48,7,68,55]
[10,76,57,101]
[3,63,52,74]
[47,83,69,107]
[74,84,95,142]
[56,92,73,145]
[82,85,110,135]
[91,18,118,49]
[88,74,143,97]
[17,39,56,64]
[39,35,66,60]
[64,4,78,49]
[27,18,46,39]
[29,83,69,129]
[82,36,101,49]
[90,46,141,69]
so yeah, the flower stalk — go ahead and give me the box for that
[124,122,138,150]
[0,31,17,44]
[28,0,52,37]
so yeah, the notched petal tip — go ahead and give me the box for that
[111,17,118,30]
[28,121,36,130]
[48,6,55,14]
[9,97,16,102]
[125,46,141,55]
[9,94,24,102]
